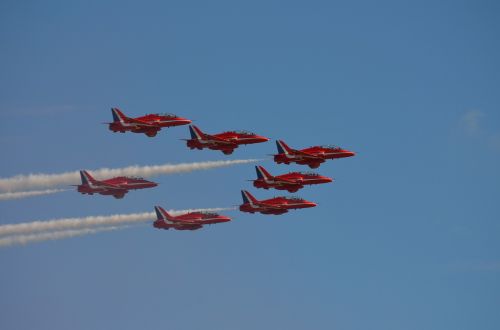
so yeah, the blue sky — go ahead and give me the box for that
[1,0,499,329]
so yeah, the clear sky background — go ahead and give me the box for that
[1,1,499,329]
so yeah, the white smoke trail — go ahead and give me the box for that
[0,189,68,201]
[0,226,129,247]
[0,207,235,236]
[0,159,260,192]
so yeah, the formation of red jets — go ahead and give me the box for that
[76,108,355,230]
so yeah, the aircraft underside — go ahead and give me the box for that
[156,224,203,230]
[276,159,322,169]
[131,128,160,137]
[261,209,288,215]
[189,143,236,154]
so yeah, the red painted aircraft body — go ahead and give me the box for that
[185,125,269,155]
[153,206,231,231]
[253,165,333,193]
[239,190,317,215]
[108,108,191,137]
[76,170,157,199]
[273,140,355,169]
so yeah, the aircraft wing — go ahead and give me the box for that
[182,224,203,230]
[294,150,324,160]
[257,202,287,210]
[98,182,123,189]
[206,134,238,146]
[104,187,129,194]
[128,117,160,127]
[170,216,203,224]
[274,177,298,184]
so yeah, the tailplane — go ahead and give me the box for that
[189,125,205,140]
[80,170,98,186]
[255,166,273,180]
[241,190,258,206]
[111,108,128,123]
[154,206,174,222]
[276,140,293,154]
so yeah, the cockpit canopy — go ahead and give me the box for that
[320,145,341,150]
[301,171,320,176]
[128,176,145,180]
[200,212,218,216]
[283,195,305,201]
[226,130,256,135]
[154,113,178,118]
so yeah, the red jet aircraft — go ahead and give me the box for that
[239,190,317,215]
[153,206,231,230]
[273,140,355,168]
[108,108,191,137]
[76,170,157,199]
[253,165,333,193]
[184,125,269,155]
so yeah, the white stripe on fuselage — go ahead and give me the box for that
[199,217,223,222]
[169,217,222,223]
[247,203,305,210]
[155,120,185,124]
[195,139,233,146]
[117,119,183,128]
[228,137,258,141]
[195,137,257,144]
[118,182,149,186]
[283,151,345,159]
[273,178,319,184]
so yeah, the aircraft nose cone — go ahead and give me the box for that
[324,177,333,183]
[257,136,270,142]
[306,202,317,208]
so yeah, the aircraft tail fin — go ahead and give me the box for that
[276,140,292,154]
[154,206,173,222]
[189,125,205,140]
[111,108,128,123]
[241,190,258,205]
[80,170,97,185]
[255,165,273,180]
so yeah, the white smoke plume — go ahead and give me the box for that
[0,226,128,247]
[0,159,259,192]
[0,189,68,201]
[0,208,234,236]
